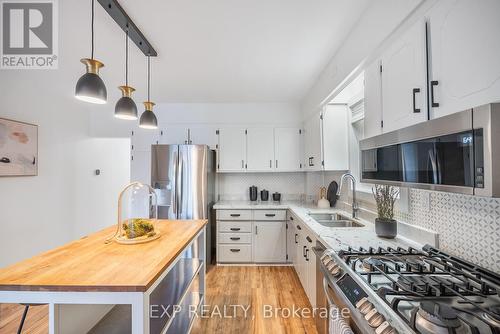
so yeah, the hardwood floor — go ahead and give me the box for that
[0,303,48,334]
[0,266,317,334]
[192,266,318,334]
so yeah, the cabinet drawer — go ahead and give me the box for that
[254,210,286,221]
[218,233,252,244]
[218,244,252,263]
[217,221,252,233]
[216,210,252,220]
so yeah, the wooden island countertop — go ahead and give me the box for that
[0,219,207,293]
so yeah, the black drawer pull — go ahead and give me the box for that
[230,228,241,231]
[296,225,302,230]
[230,249,241,252]
[305,249,309,261]
[230,214,241,217]
[306,236,312,243]
[303,246,307,257]
[265,214,276,217]
[290,216,294,221]
[230,237,241,241]
[295,234,298,244]
[412,88,421,113]
[431,80,439,107]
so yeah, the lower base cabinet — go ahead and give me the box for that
[254,221,287,263]
[216,209,287,263]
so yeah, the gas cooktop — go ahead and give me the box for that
[321,245,500,334]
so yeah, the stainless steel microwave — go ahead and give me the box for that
[360,103,500,197]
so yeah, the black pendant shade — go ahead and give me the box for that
[139,56,158,129]
[75,0,107,104]
[139,102,158,129]
[115,31,138,120]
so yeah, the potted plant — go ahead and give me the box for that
[372,184,399,238]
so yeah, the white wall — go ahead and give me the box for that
[0,0,133,267]
[301,0,424,117]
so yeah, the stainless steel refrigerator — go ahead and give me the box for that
[151,145,215,263]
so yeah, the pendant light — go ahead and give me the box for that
[139,55,158,129]
[75,0,107,104]
[114,30,138,120]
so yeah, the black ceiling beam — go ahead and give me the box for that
[97,0,158,57]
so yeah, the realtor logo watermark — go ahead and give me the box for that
[1,0,58,69]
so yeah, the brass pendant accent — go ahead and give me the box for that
[118,85,135,98]
[143,101,156,111]
[80,58,105,75]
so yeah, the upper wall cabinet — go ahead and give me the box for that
[322,105,349,171]
[131,129,160,151]
[364,60,383,138]
[217,127,303,173]
[274,128,303,171]
[304,111,322,171]
[303,107,349,171]
[428,0,500,119]
[246,128,275,171]
[158,126,217,148]
[381,19,428,133]
[217,128,247,172]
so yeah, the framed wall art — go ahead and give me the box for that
[0,118,38,176]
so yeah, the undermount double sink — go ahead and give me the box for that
[308,213,364,228]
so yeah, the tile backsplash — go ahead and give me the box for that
[217,171,500,273]
[345,188,500,273]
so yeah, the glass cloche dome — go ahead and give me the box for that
[114,182,160,244]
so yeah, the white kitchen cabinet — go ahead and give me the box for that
[253,221,287,263]
[189,126,217,149]
[217,128,247,172]
[158,126,188,145]
[381,19,428,133]
[364,60,383,138]
[130,150,151,185]
[304,233,316,307]
[246,128,275,171]
[286,215,296,263]
[428,0,500,119]
[304,111,322,171]
[322,105,349,171]
[131,129,159,151]
[274,128,303,171]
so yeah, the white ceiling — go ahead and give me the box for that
[117,0,370,103]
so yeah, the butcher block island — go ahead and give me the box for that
[0,219,207,334]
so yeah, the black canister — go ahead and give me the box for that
[272,192,281,202]
[260,189,269,201]
[249,186,258,201]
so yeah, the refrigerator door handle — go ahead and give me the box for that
[175,151,182,218]
[172,152,179,218]
[179,156,184,217]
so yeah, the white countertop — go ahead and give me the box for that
[214,201,437,251]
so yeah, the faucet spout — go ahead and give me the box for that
[337,173,358,219]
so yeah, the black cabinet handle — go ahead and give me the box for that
[230,249,241,252]
[230,237,241,241]
[412,88,421,113]
[290,216,294,221]
[296,225,302,230]
[230,228,241,231]
[230,214,241,217]
[306,236,312,243]
[303,246,307,257]
[305,249,309,261]
[265,214,276,217]
[295,234,298,244]
[431,80,439,107]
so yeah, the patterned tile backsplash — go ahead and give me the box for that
[217,172,500,273]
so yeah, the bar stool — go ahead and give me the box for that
[17,303,46,334]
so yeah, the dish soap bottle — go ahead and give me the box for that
[317,187,330,208]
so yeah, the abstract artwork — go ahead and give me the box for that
[0,118,38,176]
